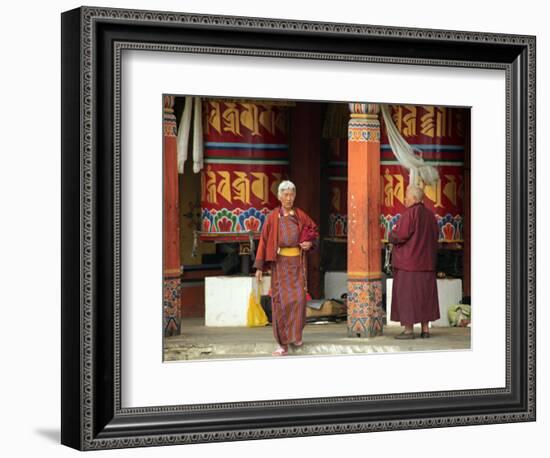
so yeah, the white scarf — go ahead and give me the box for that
[176,96,204,174]
[380,104,439,186]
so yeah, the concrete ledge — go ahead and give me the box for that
[164,319,471,361]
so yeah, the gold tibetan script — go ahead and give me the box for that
[206,102,285,137]
[251,172,270,204]
[222,103,241,136]
[421,106,452,138]
[240,104,261,136]
[423,179,444,208]
[203,170,275,205]
[217,171,232,203]
[393,105,417,137]
[206,102,222,135]
[206,169,218,204]
[383,170,405,207]
[233,172,251,204]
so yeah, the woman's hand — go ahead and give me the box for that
[255,269,263,282]
[300,241,313,251]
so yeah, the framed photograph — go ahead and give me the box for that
[61,6,536,450]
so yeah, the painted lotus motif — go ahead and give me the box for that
[238,208,266,233]
[243,216,260,231]
[216,216,233,232]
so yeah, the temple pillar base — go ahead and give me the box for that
[346,279,384,338]
[163,275,182,337]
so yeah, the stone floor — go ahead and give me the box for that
[164,318,471,361]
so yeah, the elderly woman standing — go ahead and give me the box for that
[254,180,318,356]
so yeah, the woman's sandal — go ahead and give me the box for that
[292,340,303,347]
[272,347,288,356]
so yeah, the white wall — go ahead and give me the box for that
[0,0,545,456]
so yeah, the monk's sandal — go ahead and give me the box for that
[395,331,415,340]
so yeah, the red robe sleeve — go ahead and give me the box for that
[389,209,414,245]
[298,209,320,252]
[253,214,271,271]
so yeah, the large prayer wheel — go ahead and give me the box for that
[200,100,291,242]
[324,104,467,243]
[379,105,467,243]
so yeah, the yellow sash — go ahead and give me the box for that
[278,247,301,256]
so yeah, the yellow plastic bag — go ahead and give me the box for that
[247,282,268,327]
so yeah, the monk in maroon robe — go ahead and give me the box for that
[254,181,318,356]
[389,185,440,339]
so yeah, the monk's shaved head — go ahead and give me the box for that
[406,185,424,203]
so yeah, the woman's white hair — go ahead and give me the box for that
[278,180,296,198]
[407,185,424,202]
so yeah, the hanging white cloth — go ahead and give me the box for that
[380,104,439,186]
[192,97,204,174]
[176,96,204,174]
[176,96,193,174]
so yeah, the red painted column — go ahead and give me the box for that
[163,95,182,336]
[347,103,384,337]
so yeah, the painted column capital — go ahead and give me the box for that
[163,95,177,137]
[348,103,381,143]
[164,94,175,112]
[348,103,380,118]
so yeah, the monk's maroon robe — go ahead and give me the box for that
[389,202,440,325]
